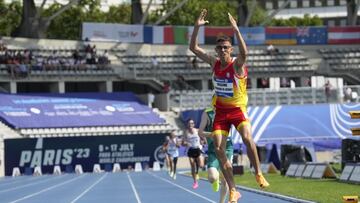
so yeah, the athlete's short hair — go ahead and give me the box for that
[216,34,232,44]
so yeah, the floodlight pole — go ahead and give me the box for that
[260,0,291,26]
[154,0,189,25]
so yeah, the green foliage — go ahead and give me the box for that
[147,0,238,26]
[198,170,360,203]
[0,0,324,39]
[0,1,21,36]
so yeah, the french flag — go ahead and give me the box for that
[328,26,360,44]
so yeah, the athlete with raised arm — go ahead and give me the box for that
[189,9,269,203]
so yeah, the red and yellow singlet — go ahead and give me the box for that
[211,59,248,110]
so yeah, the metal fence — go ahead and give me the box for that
[170,85,360,110]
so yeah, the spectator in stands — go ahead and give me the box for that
[267,44,278,55]
[324,81,332,102]
[163,81,171,93]
[198,107,233,203]
[147,91,155,108]
[182,118,204,189]
[192,56,199,68]
[344,87,353,103]
[189,9,269,202]
[151,56,159,76]
[163,131,180,180]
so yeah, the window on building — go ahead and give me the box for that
[303,0,310,7]
[278,0,285,8]
[340,19,347,26]
[315,0,322,7]
[290,0,297,8]
[339,0,347,6]
[266,2,273,9]
[327,20,335,26]
[327,0,335,6]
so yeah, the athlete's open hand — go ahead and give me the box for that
[228,12,239,31]
[195,9,209,26]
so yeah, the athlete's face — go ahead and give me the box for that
[187,120,195,128]
[215,41,233,59]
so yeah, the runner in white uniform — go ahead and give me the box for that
[182,119,204,189]
[166,131,180,180]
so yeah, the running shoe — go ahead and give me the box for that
[228,188,241,203]
[212,178,220,192]
[256,173,270,188]
[172,173,176,180]
[192,181,199,189]
[170,171,174,178]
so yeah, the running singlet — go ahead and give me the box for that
[186,131,201,149]
[211,59,248,109]
[167,138,179,158]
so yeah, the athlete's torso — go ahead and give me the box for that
[211,59,248,109]
[167,138,179,157]
[185,129,201,149]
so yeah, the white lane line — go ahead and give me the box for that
[9,174,86,203]
[0,175,66,193]
[127,172,142,203]
[70,173,108,203]
[148,172,216,203]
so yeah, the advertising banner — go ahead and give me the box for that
[0,92,164,128]
[82,22,144,43]
[4,134,168,176]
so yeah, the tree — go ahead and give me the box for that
[0,1,21,36]
[148,0,237,26]
[11,0,100,39]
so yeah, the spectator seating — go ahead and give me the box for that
[319,48,360,73]
[121,49,315,81]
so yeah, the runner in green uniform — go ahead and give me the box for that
[199,107,233,203]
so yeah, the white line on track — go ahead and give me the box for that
[148,171,216,203]
[127,172,142,203]
[0,174,67,193]
[9,174,86,203]
[70,173,108,203]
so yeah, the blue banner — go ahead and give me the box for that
[4,134,168,176]
[0,92,164,128]
[181,103,360,149]
[296,26,327,45]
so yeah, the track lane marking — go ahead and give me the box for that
[147,171,216,203]
[127,172,142,203]
[9,174,86,203]
[70,173,108,203]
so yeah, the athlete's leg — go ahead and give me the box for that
[219,175,229,203]
[207,167,219,183]
[189,157,196,182]
[169,156,174,176]
[173,157,178,174]
[237,124,269,188]
[213,134,235,189]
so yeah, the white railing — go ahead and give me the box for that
[170,85,360,110]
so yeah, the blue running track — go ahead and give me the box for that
[0,171,314,203]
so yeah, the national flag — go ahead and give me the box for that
[153,26,164,44]
[143,26,153,44]
[205,27,234,44]
[164,26,174,44]
[235,27,265,45]
[174,26,188,44]
[328,26,360,44]
[265,27,297,45]
[188,26,205,45]
[296,26,327,45]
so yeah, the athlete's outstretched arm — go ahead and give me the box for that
[228,12,248,76]
[189,9,216,66]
